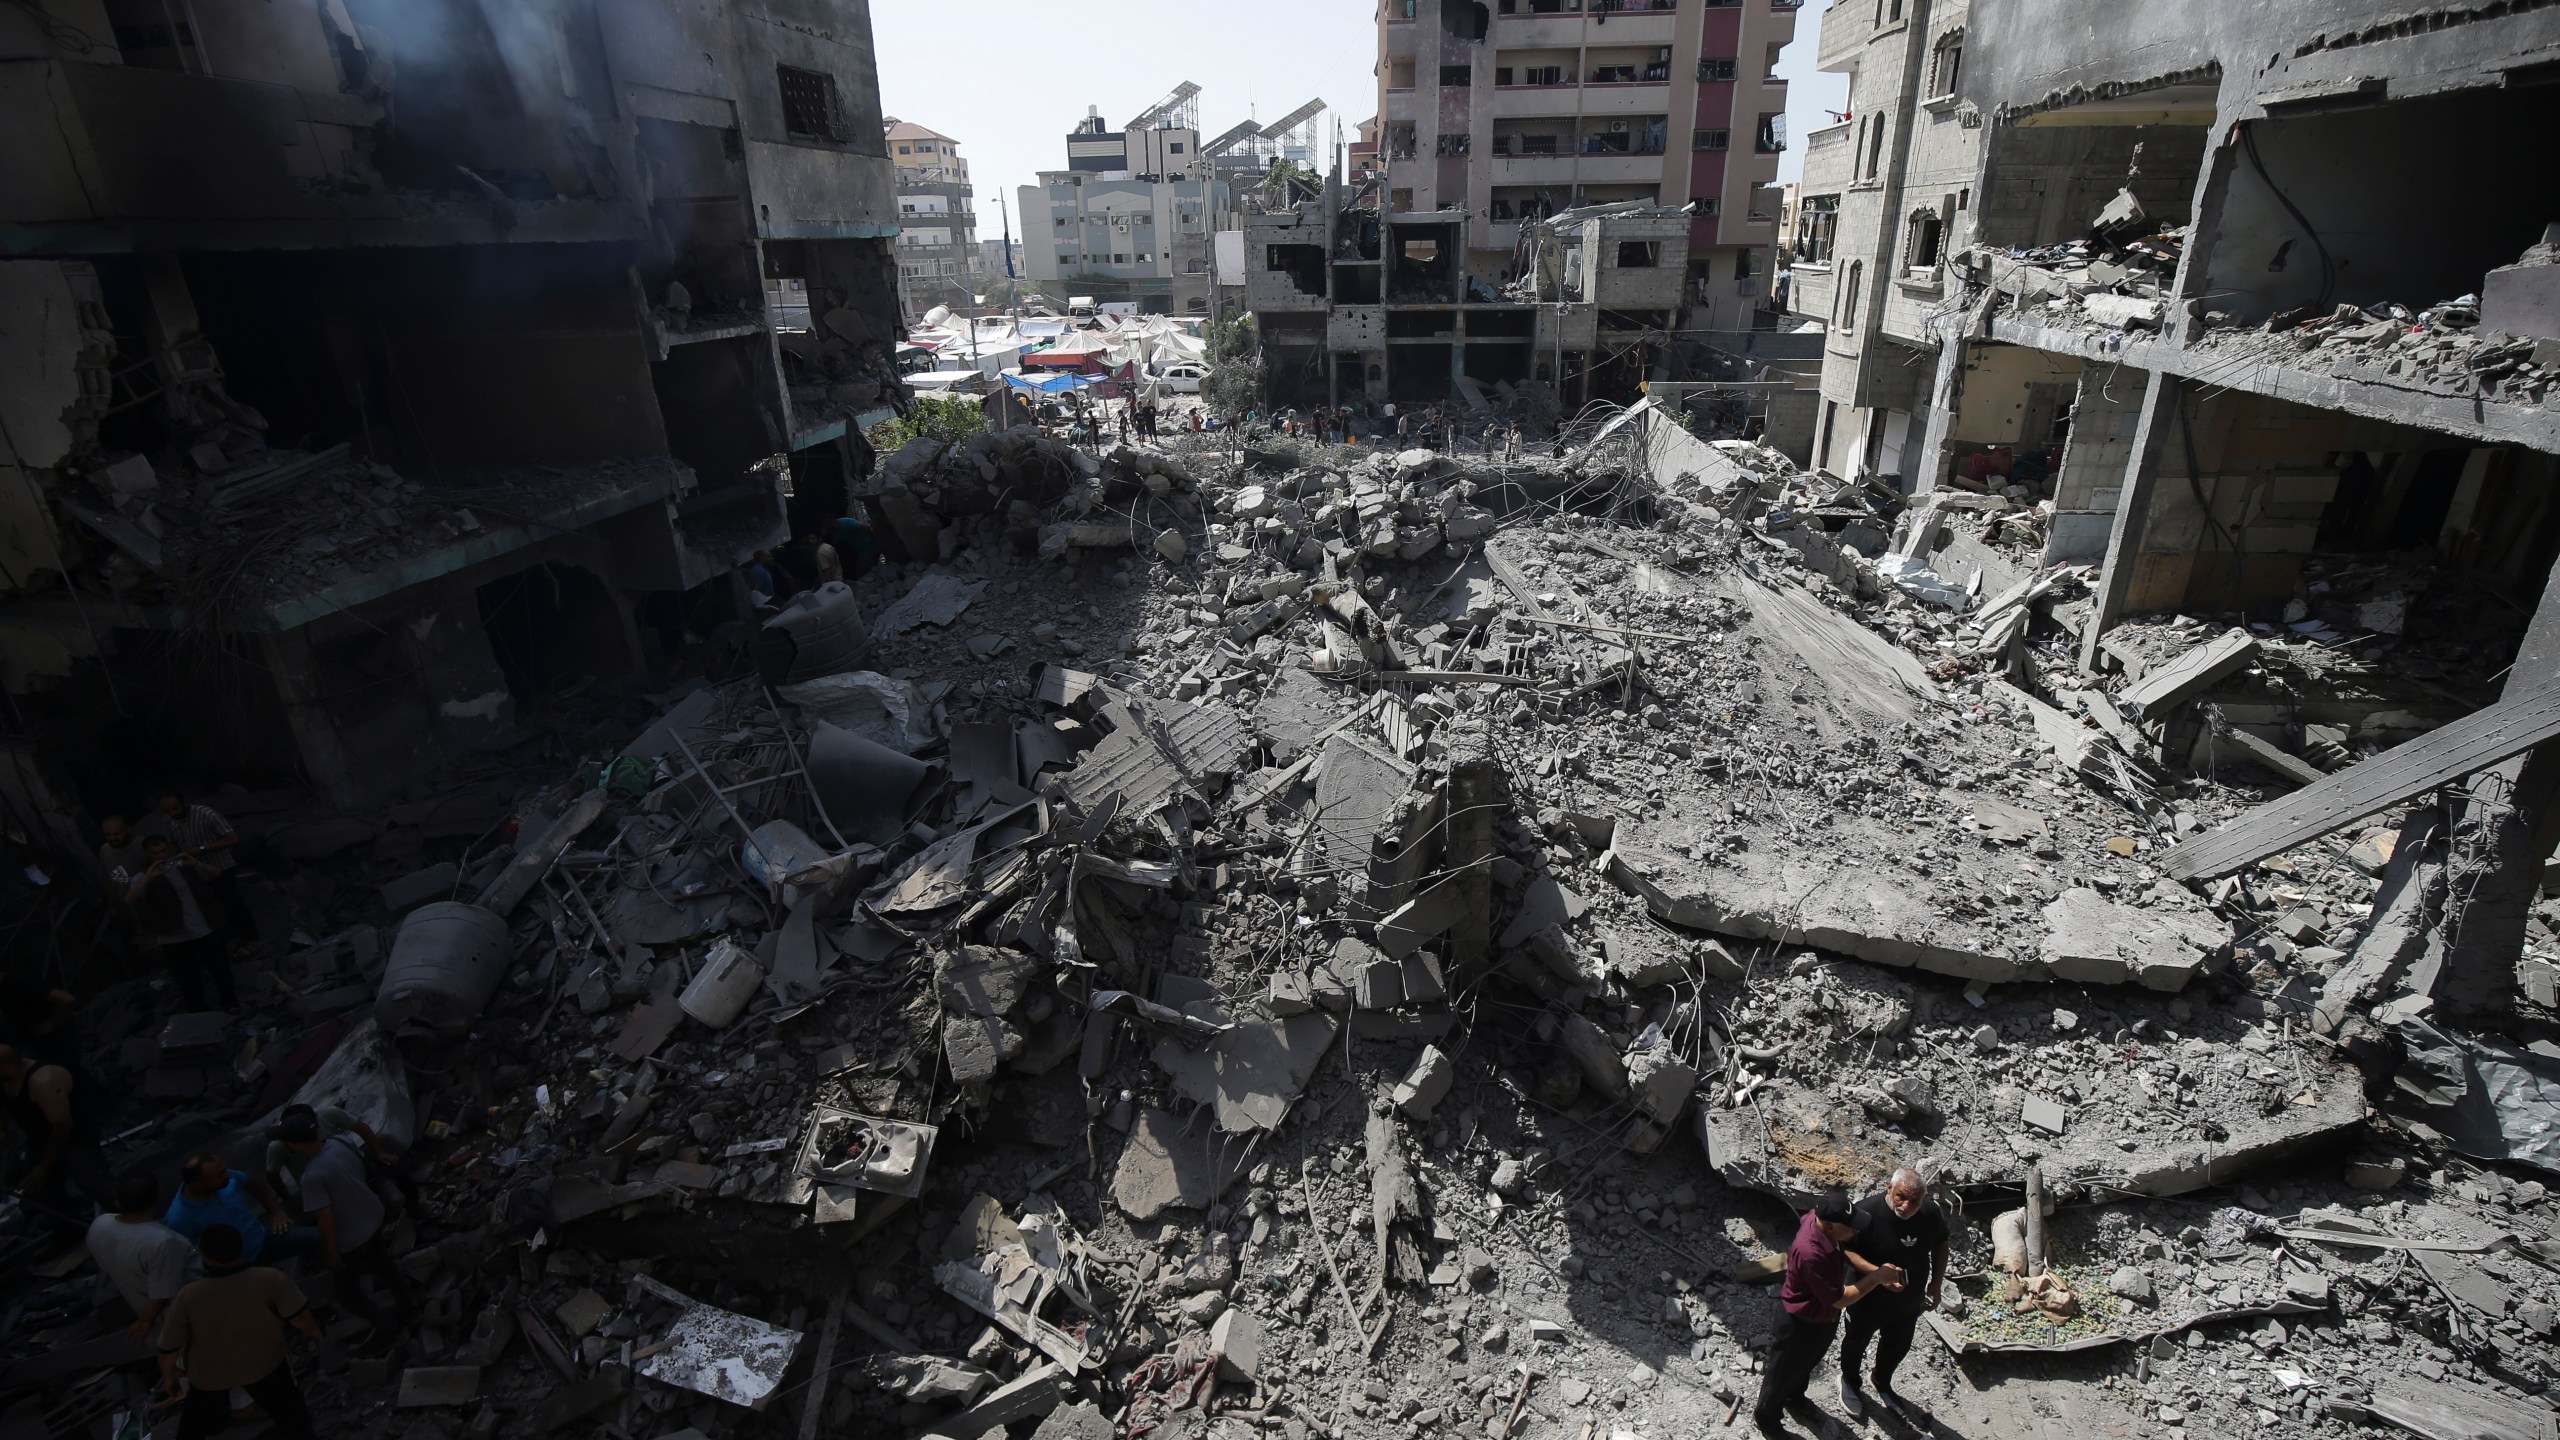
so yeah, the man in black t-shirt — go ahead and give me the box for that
[1838,1167,1949,1421]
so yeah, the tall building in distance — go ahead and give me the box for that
[1377,0,1799,330]
[886,119,981,318]
[1016,86,1232,316]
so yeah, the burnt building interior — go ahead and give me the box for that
[0,0,906,814]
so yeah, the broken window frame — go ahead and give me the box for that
[777,64,844,143]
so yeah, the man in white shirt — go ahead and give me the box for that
[88,1171,193,1343]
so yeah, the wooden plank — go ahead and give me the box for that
[797,1290,845,1440]
[1985,680,2102,775]
[474,791,607,917]
[2118,628,2259,719]
[2203,718,2327,789]
[2079,691,2149,759]
[2164,684,2560,880]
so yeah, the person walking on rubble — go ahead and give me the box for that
[1753,1191,1905,1440]
[272,1110,413,1329]
[808,527,843,585]
[1482,421,1502,456]
[1,1042,113,1227]
[153,791,247,948]
[1506,422,1523,461]
[155,1223,321,1440]
[1396,411,1410,447]
[124,835,234,1011]
[1836,1168,1949,1422]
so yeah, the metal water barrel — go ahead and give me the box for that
[375,901,511,1036]
[753,581,871,684]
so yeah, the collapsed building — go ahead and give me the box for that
[0,0,908,827]
[1784,0,2560,1026]
[4,404,2555,1440]
[5,3,2560,1440]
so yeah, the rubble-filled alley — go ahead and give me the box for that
[7,1,2560,1440]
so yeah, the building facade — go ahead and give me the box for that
[1777,0,2560,1027]
[0,0,905,817]
[887,119,982,319]
[1017,102,1230,315]
[1786,0,1981,487]
[1376,0,1799,331]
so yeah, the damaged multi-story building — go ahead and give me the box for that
[886,118,982,321]
[0,0,907,818]
[1016,88,1232,317]
[1783,0,2560,1024]
[1243,0,1796,408]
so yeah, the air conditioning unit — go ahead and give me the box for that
[1608,120,1628,132]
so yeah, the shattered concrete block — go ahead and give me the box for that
[918,1362,1067,1440]
[943,1014,1019,1085]
[1555,1014,1629,1097]
[2343,1158,2406,1191]
[1376,875,1472,959]
[1030,1402,1112,1440]
[1269,970,1313,1016]
[2039,889,2223,991]
[1697,938,1746,983]
[1355,959,1405,1011]
[1209,1307,1264,1384]
[1112,1107,1246,1220]
[2108,1268,2154,1304]
[1499,875,1589,950]
[937,946,1040,1018]
[1607,930,1690,989]
[1399,951,1446,1005]
[395,1366,482,1408]
[552,1289,610,1336]
[1628,1051,1698,1125]
[885,1355,992,1404]
[2022,1096,2069,1135]
[1392,1045,1455,1120]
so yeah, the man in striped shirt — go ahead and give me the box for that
[152,793,245,947]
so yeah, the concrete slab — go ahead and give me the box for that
[1611,818,2225,990]
[1111,1106,1248,1219]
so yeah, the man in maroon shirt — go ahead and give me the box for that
[1753,1191,1906,1438]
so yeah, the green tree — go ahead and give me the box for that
[866,393,988,450]
[1202,313,1262,414]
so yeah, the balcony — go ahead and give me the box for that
[1493,82,1668,119]
[1790,264,1833,320]
[1495,9,1674,43]
[1800,121,1851,190]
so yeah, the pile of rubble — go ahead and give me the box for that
[2190,295,2560,405]
[6,406,2559,1440]
[1972,187,2190,337]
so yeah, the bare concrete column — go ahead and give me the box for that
[2433,548,2560,1029]
[2074,369,2173,674]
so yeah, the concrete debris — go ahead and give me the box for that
[12,290,2559,1440]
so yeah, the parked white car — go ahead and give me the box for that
[1152,363,1208,394]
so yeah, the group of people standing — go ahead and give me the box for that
[1230,401,1528,459]
[75,1105,413,1437]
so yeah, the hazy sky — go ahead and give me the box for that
[869,0,1850,260]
